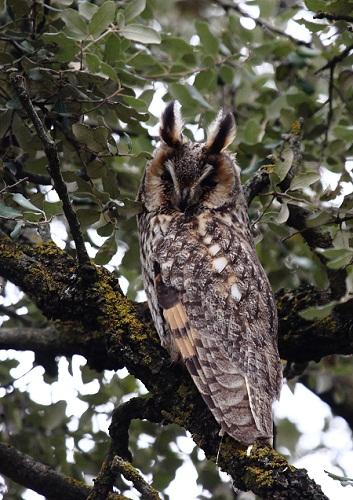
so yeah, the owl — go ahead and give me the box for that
[137,102,282,446]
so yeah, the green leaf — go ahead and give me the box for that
[194,69,217,91]
[95,233,117,265]
[290,172,320,191]
[272,147,294,183]
[243,118,263,145]
[317,247,353,269]
[258,0,277,17]
[125,0,146,22]
[333,125,353,142]
[299,302,336,321]
[79,1,98,20]
[43,200,63,217]
[169,83,212,110]
[317,248,353,260]
[219,65,234,84]
[10,221,25,240]
[0,203,22,219]
[195,20,219,56]
[304,0,328,11]
[325,471,353,486]
[43,32,78,63]
[72,123,110,152]
[162,36,193,57]
[81,364,99,384]
[44,401,67,432]
[89,1,116,37]
[276,202,289,224]
[119,24,161,44]
[61,8,88,38]
[11,193,43,214]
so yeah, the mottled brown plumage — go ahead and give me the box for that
[137,101,282,445]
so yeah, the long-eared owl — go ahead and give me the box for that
[137,102,282,445]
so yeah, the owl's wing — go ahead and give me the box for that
[154,218,281,445]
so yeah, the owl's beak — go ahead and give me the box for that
[177,188,190,212]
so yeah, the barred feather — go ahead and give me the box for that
[137,103,282,446]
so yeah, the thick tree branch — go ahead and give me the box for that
[0,235,337,498]
[0,443,125,500]
[10,73,92,271]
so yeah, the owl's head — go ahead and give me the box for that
[141,101,241,213]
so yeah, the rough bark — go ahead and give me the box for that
[0,443,125,500]
[0,234,346,498]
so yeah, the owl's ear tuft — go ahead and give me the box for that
[160,101,183,147]
[206,111,236,154]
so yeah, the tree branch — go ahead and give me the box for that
[10,73,92,271]
[215,0,311,47]
[0,443,125,500]
[0,235,336,498]
[87,396,164,500]
[316,42,353,73]
[112,456,161,500]
[314,12,353,24]
[0,304,32,326]
[243,119,346,299]
[86,446,116,500]
[286,205,346,298]
[110,395,164,461]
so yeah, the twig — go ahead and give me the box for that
[111,455,161,500]
[13,159,52,185]
[316,42,353,73]
[251,194,275,226]
[325,64,335,147]
[10,73,92,271]
[314,12,353,24]
[243,119,347,299]
[0,177,28,194]
[244,119,303,204]
[243,166,271,205]
[216,0,312,47]
[287,204,347,299]
[0,442,125,500]
[314,43,353,146]
[85,86,122,115]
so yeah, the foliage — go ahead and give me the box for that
[0,0,353,498]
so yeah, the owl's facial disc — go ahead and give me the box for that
[164,158,215,212]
